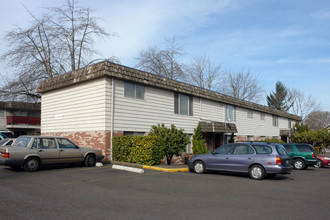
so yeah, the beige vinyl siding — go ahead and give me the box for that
[200,99,224,122]
[41,78,109,132]
[235,107,282,137]
[112,80,201,134]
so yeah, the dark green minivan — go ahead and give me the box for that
[282,143,317,170]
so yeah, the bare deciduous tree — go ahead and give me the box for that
[186,56,223,91]
[219,70,264,103]
[289,89,320,120]
[304,111,330,130]
[135,38,185,80]
[1,0,114,101]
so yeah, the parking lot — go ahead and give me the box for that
[0,164,329,220]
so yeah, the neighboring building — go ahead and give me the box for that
[0,101,41,137]
[37,61,301,161]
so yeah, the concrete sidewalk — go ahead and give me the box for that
[111,161,189,172]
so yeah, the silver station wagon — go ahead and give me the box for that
[187,142,293,180]
[0,136,104,172]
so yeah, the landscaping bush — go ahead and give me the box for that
[112,136,164,165]
[192,122,209,155]
[292,128,329,151]
[265,138,284,144]
[149,123,190,165]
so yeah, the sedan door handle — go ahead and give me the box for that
[60,149,64,152]
[38,150,44,152]
[226,157,229,159]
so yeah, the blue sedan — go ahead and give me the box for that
[187,142,293,180]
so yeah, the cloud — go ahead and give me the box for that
[311,8,330,19]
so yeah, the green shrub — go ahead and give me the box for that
[292,128,329,149]
[192,122,209,155]
[265,138,284,144]
[112,136,164,165]
[149,123,190,165]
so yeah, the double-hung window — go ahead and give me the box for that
[225,105,236,122]
[247,110,253,119]
[124,82,145,100]
[273,115,279,127]
[174,93,193,116]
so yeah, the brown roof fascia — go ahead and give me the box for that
[36,61,301,121]
[0,101,40,111]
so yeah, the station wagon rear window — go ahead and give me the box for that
[252,145,272,154]
[276,145,288,156]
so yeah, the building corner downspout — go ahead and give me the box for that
[110,78,115,161]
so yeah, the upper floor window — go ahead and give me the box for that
[124,82,145,100]
[273,115,279,127]
[0,110,4,118]
[174,93,193,116]
[14,111,28,117]
[247,110,253,119]
[288,120,292,129]
[225,105,236,122]
[260,112,265,120]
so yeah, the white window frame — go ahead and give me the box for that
[124,82,145,100]
[225,105,236,122]
[247,110,253,119]
[273,115,279,127]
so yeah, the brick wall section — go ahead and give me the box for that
[42,131,112,161]
[235,135,275,142]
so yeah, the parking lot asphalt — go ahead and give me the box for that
[0,164,329,220]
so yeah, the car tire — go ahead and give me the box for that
[84,154,96,167]
[314,159,323,168]
[193,161,206,174]
[23,157,40,172]
[249,165,266,180]
[293,159,305,170]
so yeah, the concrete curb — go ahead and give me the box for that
[112,165,144,173]
[111,161,189,173]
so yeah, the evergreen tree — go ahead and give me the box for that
[267,81,293,111]
[192,123,209,155]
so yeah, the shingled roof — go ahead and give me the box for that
[36,61,301,121]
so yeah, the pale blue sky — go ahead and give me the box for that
[1,0,329,111]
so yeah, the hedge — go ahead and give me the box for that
[112,136,164,166]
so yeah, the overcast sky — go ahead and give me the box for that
[1,0,329,111]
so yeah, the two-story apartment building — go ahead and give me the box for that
[0,101,41,138]
[37,61,301,160]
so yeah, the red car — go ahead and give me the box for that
[314,155,330,168]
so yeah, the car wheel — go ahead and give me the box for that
[193,161,206,174]
[23,157,40,172]
[84,154,96,167]
[293,159,305,170]
[249,165,265,180]
[314,159,323,168]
